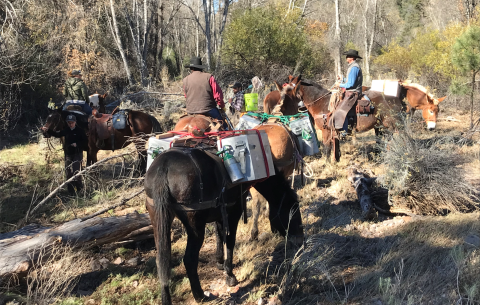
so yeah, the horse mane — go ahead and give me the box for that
[401,82,435,99]
[300,79,330,96]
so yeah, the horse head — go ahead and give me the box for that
[42,111,64,138]
[422,95,446,130]
[272,77,302,115]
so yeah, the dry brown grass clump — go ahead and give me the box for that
[26,244,93,305]
[379,128,479,215]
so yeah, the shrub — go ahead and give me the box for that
[379,128,479,214]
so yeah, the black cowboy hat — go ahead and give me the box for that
[343,49,363,59]
[184,57,208,70]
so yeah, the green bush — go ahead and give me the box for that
[222,5,329,78]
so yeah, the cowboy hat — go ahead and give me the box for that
[184,57,208,70]
[343,49,362,59]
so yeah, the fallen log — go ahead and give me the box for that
[0,213,151,278]
[347,167,376,220]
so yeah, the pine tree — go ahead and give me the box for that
[451,26,480,128]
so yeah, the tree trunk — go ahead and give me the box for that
[0,214,152,277]
[108,0,134,85]
[471,72,476,129]
[214,0,230,71]
[203,0,212,70]
[363,0,377,84]
[334,0,342,77]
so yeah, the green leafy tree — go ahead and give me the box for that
[451,25,480,128]
[222,5,309,76]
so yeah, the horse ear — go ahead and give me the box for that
[274,81,282,92]
[102,93,108,99]
[293,78,302,95]
[436,96,447,104]
[288,75,294,82]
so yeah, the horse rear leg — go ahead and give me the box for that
[374,127,384,154]
[224,202,243,287]
[182,218,208,302]
[146,196,174,305]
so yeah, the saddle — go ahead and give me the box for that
[356,95,374,116]
[179,113,223,134]
[66,105,83,112]
[89,108,128,151]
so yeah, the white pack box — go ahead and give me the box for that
[384,80,401,97]
[371,80,385,92]
[289,116,319,156]
[146,135,180,170]
[235,114,262,130]
[371,80,401,97]
[217,130,275,182]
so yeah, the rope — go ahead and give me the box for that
[246,112,309,126]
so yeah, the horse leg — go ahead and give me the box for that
[321,129,332,162]
[146,197,174,305]
[214,222,225,270]
[224,203,242,287]
[249,189,261,241]
[374,127,384,154]
[183,219,208,302]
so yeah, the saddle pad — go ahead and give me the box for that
[112,111,128,130]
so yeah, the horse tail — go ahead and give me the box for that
[148,115,163,133]
[151,166,173,305]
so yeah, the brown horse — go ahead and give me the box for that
[42,109,162,166]
[89,93,107,113]
[400,82,446,130]
[249,123,302,240]
[362,82,446,130]
[263,76,302,115]
[145,148,303,305]
[289,79,403,162]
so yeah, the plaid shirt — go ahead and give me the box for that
[231,92,245,112]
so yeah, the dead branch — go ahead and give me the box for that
[80,188,145,222]
[27,152,134,219]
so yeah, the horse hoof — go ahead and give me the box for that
[216,262,224,270]
[226,275,238,287]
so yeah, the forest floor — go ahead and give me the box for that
[1,110,480,305]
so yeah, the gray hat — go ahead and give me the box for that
[66,114,76,122]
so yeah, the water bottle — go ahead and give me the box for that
[222,150,244,183]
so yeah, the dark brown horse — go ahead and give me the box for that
[41,109,162,166]
[89,93,107,113]
[145,148,303,305]
[263,76,302,115]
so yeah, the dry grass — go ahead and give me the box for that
[26,244,93,305]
